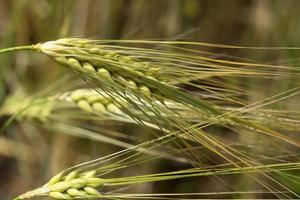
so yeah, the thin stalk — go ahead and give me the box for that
[0,45,35,55]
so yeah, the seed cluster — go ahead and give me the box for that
[21,101,54,122]
[59,56,153,98]
[67,89,126,115]
[3,97,55,122]
[39,39,163,98]
[15,170,104,200]
[47,170,103,199]
[56,38,160,75]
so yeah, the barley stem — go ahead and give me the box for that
[0,45,36,55]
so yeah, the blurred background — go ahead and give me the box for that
[0,0,300,199]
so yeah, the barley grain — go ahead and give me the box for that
[16,169,105,199]
[38,39,165,100]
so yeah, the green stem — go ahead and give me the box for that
[0,45,35,55]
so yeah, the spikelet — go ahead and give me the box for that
[15,169,104,200]
[38,39,161,100]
